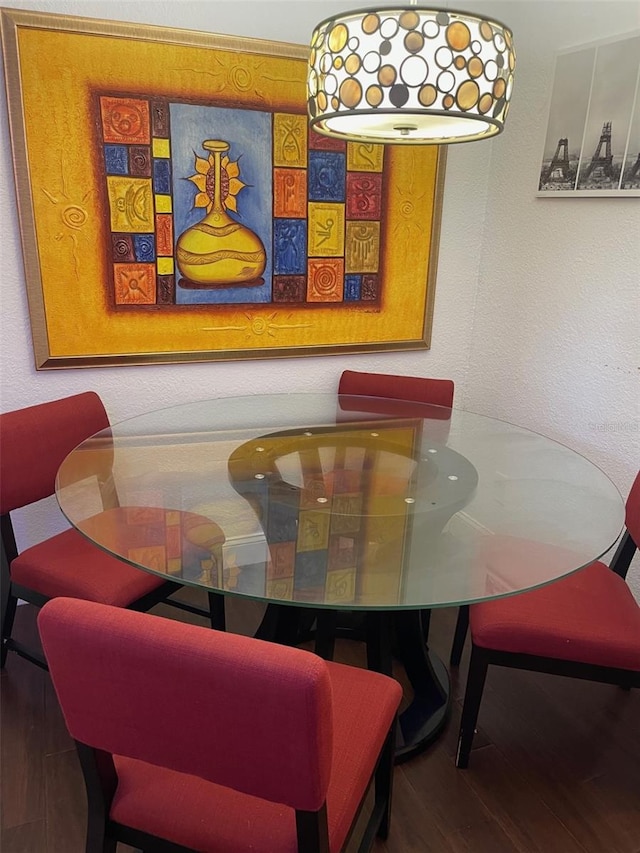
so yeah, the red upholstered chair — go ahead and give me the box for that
[1,392,224,670]
[38,598,402,853]
[338,369,454,410]
[451,471,640,768]
[337,370,455,432]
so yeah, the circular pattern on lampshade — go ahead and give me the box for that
[493,78,506,99]
[362,13,380,34]
[478,93,493,113]
[399,10,420,30]
[366,85,384,106]
[390,84,409,107]
[328,24,348,52]
[423,20,439,38]
[419,84,438,107]
[468,56,484,78]
[307,7,516,144]
[457,80,479,110]
[446,22,471,51]
[378,64,397,86]
[345,53,361,74]
[380,16,399,38]
[405,31,424,53]
[401,55,428,86]
[340,77,362,108]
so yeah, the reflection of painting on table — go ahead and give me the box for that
[100,96,389,307]
[537,32,640,197]
[227,424,421,606]
[1,9,444,367]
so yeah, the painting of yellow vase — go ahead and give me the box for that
[176,139,266,286]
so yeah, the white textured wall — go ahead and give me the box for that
[462,0,640,593]
[1,0,638,592]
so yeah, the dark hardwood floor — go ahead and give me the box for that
[2,594,639,853]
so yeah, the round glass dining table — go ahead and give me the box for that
[55,393,625,761]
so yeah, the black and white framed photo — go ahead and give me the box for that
[538,32,640,197]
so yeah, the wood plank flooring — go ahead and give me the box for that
[2,595,639,853]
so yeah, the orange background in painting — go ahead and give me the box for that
[14,21,440,361]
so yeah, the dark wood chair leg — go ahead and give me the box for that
[450,605,469,667]
[375,723,397,840]
[208,592,226,631]
[456,644,489,769]
[1,588,18,668]
[75,743,118,853]
[1,534,16,668]
[295,804,329,853]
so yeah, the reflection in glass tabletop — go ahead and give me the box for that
[56,393,625,612]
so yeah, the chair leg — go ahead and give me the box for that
[207,592,226,631]
[375,723,397,840]
[295,804,329,853]
[449,605,469,667]
[456,644,489,769]
[75,743,118,853]
[1,587,18,668]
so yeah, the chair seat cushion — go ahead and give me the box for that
[11,526,167,607]
[470,561,640,671]
[110,659,402,853]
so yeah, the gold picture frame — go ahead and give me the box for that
[1,7,445,369]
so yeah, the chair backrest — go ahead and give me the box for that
[625,471,640,547]
[0,392,111,515]
[338,370,454,408]
[609,470,640,579]
[337,370,454,435]
[38,597,333,812]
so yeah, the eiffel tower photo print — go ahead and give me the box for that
[538,32,640,197]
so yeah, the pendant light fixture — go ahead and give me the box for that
[307,5,515,144]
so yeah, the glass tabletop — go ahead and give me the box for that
[55,392,625,610]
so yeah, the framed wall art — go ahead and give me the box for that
[537,31,640,197]
[0,8,445,369]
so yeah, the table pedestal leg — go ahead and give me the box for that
[254,603,311,646]
[392,609,450,763]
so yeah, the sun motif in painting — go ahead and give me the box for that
[187,147,246,213]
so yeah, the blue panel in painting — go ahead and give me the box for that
[153,159,171,194]
[274,219,307,275]
[344,275,361,300]
[133,234,155,262]
[104,145,128,175]
[170,103,273,305]
[294,550,328,589]
[308,151,346,202]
